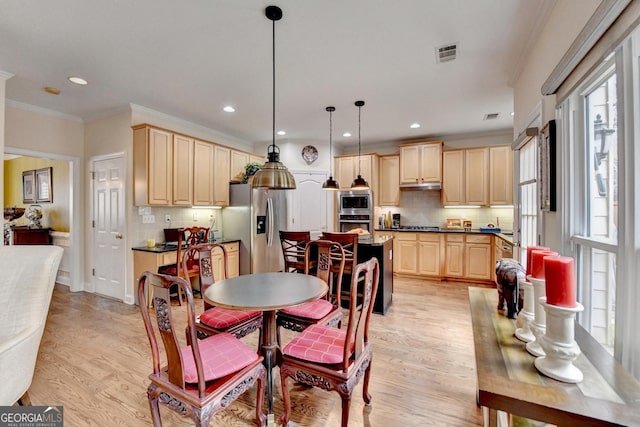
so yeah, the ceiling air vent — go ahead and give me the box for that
[435,43,458,63]
[484,113,500,120]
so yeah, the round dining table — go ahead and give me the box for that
[204,272,328,426]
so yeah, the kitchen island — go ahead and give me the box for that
[350,235,394,315]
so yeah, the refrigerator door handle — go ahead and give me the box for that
[267,197,274,247]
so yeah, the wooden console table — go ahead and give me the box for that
[469,287,640,426]
[12,226,52,245]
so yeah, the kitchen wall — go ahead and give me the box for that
[130,206,222,247]
[376,190,514,232]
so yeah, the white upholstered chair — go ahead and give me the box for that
[0,245,63,405]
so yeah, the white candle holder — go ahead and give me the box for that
[515,277,535,343]
[534,297,584,383]
[525,275,546,357]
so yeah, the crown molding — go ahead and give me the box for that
[6,99,83,122]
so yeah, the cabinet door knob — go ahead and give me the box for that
[115,233,123,239]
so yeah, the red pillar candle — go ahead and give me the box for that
[526,246,550,276]
[544,255,577,307]
[530,250,558,279]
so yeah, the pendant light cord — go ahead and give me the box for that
[272,17,276,152]
[329,108,333,176]
[357,102,362,176]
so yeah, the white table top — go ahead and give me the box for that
[204,272,328,311]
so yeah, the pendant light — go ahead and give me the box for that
[351,100,370,189]
[251,5,296,190]
[322,106,340,190]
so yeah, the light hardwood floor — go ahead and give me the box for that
[29,277,490,426]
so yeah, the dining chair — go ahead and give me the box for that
[279,257,380,427]
[320,231,359,302]
[276,239,345,345]
[137,271,266,427]
[279,230,311,273]
[183,243,263,341]
[158,226,209,304]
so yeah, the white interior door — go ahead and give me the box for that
[289,172,330,240]
[92,155,126,301]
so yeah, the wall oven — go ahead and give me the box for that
[337,190,373,232]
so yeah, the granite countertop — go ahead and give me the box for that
[375,227,513,244]
[132,238,240,253]
[357,234,394,246]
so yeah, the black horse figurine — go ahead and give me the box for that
[495,258,526,319]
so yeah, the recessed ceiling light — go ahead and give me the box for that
[277,130,286,136]
[410,123,421,129]
[68,76,88,85]
[343,132,351,137]
[44,87,60,95]
[223,106,235,113]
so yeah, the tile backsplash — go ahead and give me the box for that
[130,206,222,247]
[375,191,514,231]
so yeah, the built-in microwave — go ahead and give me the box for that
[338,190,373,214]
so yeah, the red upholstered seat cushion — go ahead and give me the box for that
[283,324,353,364]
[199,307,261,329]
[279,299,335,320]
[181,332,259,383]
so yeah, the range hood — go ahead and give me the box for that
[399,182,442,191]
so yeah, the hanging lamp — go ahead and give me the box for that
[351,100,370,189]
[251,5,296,190]
[322,106,340,190]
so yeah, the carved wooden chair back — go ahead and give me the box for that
[183,243,263,340]
[279,257,380,427]
[320,232,358,275]
[137,271,266,427]
[279,230,311,273]
[178,226,209,273]
[305,239,345,306]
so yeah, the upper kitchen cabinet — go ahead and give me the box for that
[489,145,514,205]
[250,154,265,166]
[378,154,400,206]
[193,140,215,206]
[230,150,250,182]
[399,141,443,186]
[133,125,173,206]
[213,145,231,206]
[334,154,379,196]
[442,147,489,206]
[172,134,194,206]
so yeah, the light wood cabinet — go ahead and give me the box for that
[378,155,400,206]
[443,233,492,280]
[442,150,465,206]
[213,145,231,207]
[464,235,492,281]
[211,241,240,280]
[444,234,465,277]
[193,140,214,205]
[442,148,488,206]
[172,134,194,206]
[230,150,250,182]
[334,154,379,196]
[418,233,442,277]
[250,154,265,166]
[396,233,418,275]
[399,141,443,184]
[374,231,397,272]
[133,125,173,206]
[489,145,514,205]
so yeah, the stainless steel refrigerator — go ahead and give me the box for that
[221,183,289,275]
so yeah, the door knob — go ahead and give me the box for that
[115,233,123,239]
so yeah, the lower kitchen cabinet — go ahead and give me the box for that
[444,234,465,277]
[464,235,492,281]
[396,233,418,274]
[418,233,443,277]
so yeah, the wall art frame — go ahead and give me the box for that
[22,170,36,203]
[36,166,53,203]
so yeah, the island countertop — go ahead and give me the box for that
[132,238,240,253]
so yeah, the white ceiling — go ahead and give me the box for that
[0,0,553,148]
